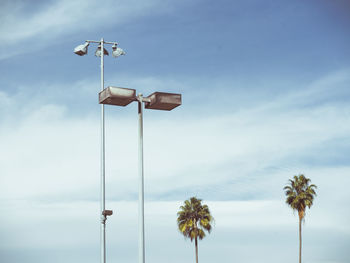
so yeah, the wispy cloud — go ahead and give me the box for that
[1,69,349,203]
[0,0,182,59]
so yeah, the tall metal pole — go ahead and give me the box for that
[138,95,145,263]
[75,38,124,263]
[100,38,106,263]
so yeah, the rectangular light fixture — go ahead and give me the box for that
[145,92,181,111]
[99,86,136,106]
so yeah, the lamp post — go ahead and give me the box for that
[99,86,181,263]
[74,39,125,263]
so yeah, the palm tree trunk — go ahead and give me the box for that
[195,236,198,263]
[299,215,302,263]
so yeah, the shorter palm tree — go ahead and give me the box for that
[284,174,317,263]
[177,197,214,263]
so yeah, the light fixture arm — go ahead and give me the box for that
[141,97,151,103]
[86,40,118,45]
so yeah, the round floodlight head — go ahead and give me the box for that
[112,44,125,58]
[95,44,109,57]
[74,42,89,56]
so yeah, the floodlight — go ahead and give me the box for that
[95,44,109,57]
[74,42,89,56]
[145,92,181,111]
[99,86,136,106]
[112,44,126,58]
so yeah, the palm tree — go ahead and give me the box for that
[177,197,214,263]
[284,174,317,263]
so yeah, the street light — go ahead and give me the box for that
[112,43,126,58]
[99,86,136,106]
[74,38,125,263]
[74,42,89,56]
[99,86,181,263]
[95,44,109,57]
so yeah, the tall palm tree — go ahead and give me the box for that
[284,174,317,263]
[177,197,214,263]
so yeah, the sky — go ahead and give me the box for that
[0,0,350,262]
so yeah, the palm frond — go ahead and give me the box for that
[283,174,317,219]
[176,197,214,243]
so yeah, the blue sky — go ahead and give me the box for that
[0,0,350,263]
